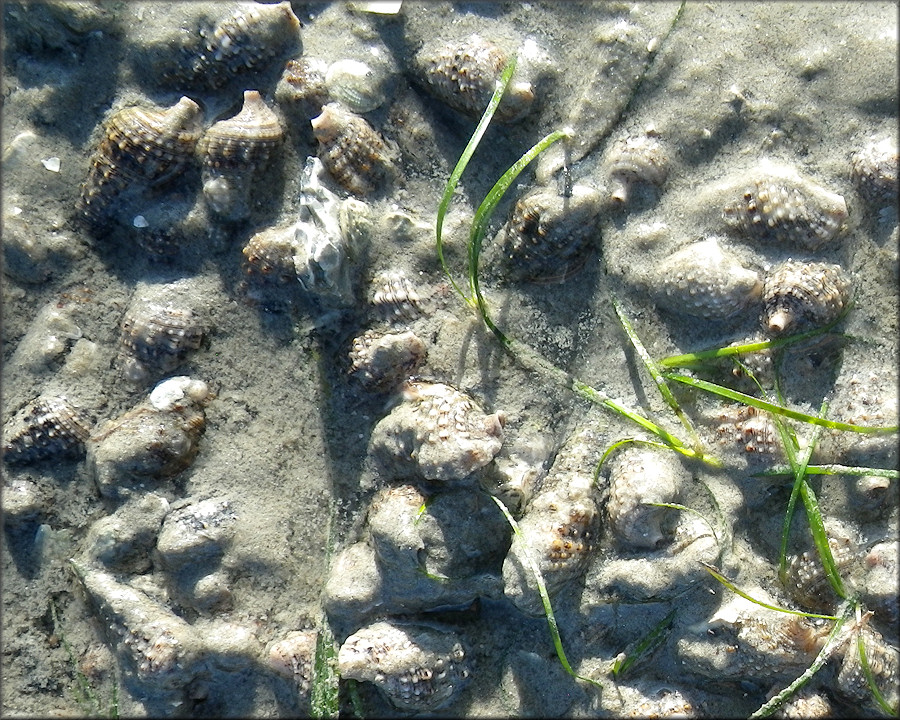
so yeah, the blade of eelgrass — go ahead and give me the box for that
[310,619,340,719]
[611,609,676,677]
[701,563,839,620]
[748,600,854,719]
[657,323,845,369]
[663,374,898,433]
[773,401,847,601]
[436,54,519,305]
[468,127,570,347]
[650,503,719,545]
[756,464,899,479]
[572,379,723,467]
[612,298,702,453]
[856,607,900,716]
[490,495,603,691]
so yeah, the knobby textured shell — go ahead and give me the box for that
[311,102,395,196]
[2,395,93,464]
[369,381,504,483]
[198,90,284,221]
[715,404,781,457]
[348,329,427,391]
[77,97,203,228]
[502,475,599,616]
[606,447,683,549]
[267,630,317,695]
[850,137,898,204]
[87,377,211,500]
[762,260,852,335]
[783,536,857,611]
[412,34,535,123]
[647,237,762,319]
[498,184,603,282]
[274,57,330,123]
[720,161,848,249]
[118,287,206,384]
[337,619,471,712]
[168,1,301,89]
[835,625,899,709]
[369,270,426,325]
[602,131,669,205]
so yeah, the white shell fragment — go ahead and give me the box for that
[41,156,61,172]
[338,619,471,712]
[369,381,504,483]
[647,237,762,319]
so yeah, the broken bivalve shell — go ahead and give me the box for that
[2,395,93,465]
[498,183,603,283]
[647,237,762,319]
[412,34,535,123]
[311,102,396,196]
[720,161,848,250]
[606,447,685,549]
[77,97,203,228]
[369,381,504,483]
[762,260,852,335]
[325,57,394,114]
[197,90,283,221]
[338,619,471,712]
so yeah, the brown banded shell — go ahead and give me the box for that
[647,237,762,319]
[274,57,330,122]
[369,381,505,483]
[606,447,683,549]
[369,270,426,324]
[87,377,210,500]
[2,395,93,465]
[169,1,301,89]
[762,260,852,335]
[720,162,848,249]
[337,619,471,712]
[835,624,899,709]
[498,184,602,282]
[77,97,203,228]
[502,476,599,616]
[348,329,427,391]
[118,287,206,384]
[850,137,898,204]
[412,34,535,123]
[241,221,299,284]
[311,102,395,196]
[783,536,857,611]
[198,90,283,221]
[602,131,669,205]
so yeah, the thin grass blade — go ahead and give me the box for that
[436,54,519,304]
[701,563,839,620]
[664,374,897,433]
[468,128,570,346]
[748,600,854,718]
[756,464,899,479]
[612,298,702,452]
[612,609,676,677]
[490,495,603,691]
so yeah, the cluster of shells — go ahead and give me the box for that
[4,2,897,717]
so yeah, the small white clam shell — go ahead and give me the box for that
[325,58,391,113]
